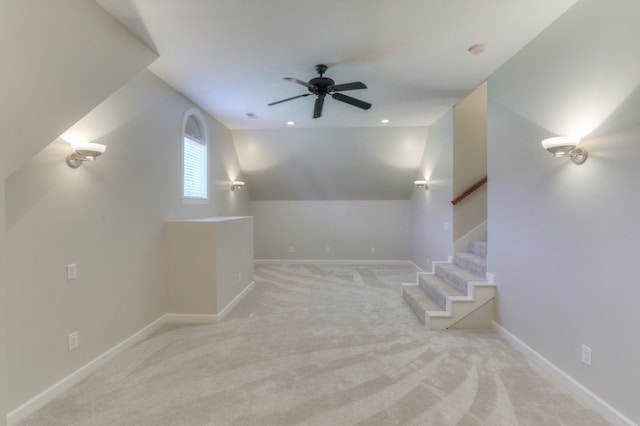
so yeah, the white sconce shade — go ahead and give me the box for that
[414,180,429,190]
[231,181,245,191]
[541,136,587,165]
[541,136,579,156]
[66,142,107,168]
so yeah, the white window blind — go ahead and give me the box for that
[183,136,207,198]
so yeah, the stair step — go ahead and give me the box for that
[435,262,484,294]
[402,284,443,324]
[419,273,464,309]
[469,240,487,258]
[454,252,486,277]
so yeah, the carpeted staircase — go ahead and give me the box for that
[402,237,495,329]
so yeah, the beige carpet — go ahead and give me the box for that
[20,264,608,425]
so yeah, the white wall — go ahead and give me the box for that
[164,217,254,315]
[487,0,640,422]
[4,70,249,412]
[232,127,427,201]
[411,111,454,271]
[0,0,157,180]
[252,200,410,261]
[453,83,487,242]
[1,2,158,422]
[0,183,7,426]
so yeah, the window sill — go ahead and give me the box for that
[182,197,210,205]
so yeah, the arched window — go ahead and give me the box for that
[182,110,208,200]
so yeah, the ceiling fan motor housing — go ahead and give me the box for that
[308,77,335,96]
[268,63,371,118]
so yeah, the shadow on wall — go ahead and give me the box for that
[5,140,97,231]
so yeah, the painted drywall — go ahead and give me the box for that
[252,200,410,261]
[1,2,157,421]
[411,111,454,271]
[453,83,487,242]
[487,0,640,422]
[212,218,254,312]
[4,70,249,412]
[0,0,157,180]
[0,183,7,426]
[164,217,254,315]
[232,127,428,200]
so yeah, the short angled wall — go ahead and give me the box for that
[164,217,254,316]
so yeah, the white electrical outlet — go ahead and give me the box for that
[443,222,450,231]
[370,247,375,254]
[289,246,295,253]
[68,332,79,351]
[324,246,330,253]
[581,344,592,366]
[237,272,242,283]
[67,264,77,280]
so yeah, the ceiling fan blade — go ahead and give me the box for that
[331,92,372,110]
[284,77,314,89]
[330,81,367,91]
[313,96,325,118]
[268,93,311,106]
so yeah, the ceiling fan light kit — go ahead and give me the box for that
[268,64,372,119]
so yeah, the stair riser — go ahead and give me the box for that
[418,276,447,309]
[469,241,487,257]
[401,286,426,324]
[454,255,486,277]
[434,264,470,294]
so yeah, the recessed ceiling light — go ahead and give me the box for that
[381,119,390,124]
[287,121,295,126]
[468,44,485,55]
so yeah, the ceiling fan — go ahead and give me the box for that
[268,64,372,118]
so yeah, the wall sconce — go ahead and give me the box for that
[66,142,107,168]
[541,136,587,165]
[414,180,429,190]
[230,181,245,191]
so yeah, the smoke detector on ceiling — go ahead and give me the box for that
[468,44,486,55]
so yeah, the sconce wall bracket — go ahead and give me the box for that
[66,152,84,168]
[569,147,588,165]
[231,181,245,191]
[414,180,429,190]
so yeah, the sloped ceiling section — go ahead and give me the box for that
[94,0,579,201]
[232,127,428,200]
[0,0,157,180]
[96,0,579,130]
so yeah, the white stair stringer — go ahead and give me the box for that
[402,237,496,329]
[424,279,496,329]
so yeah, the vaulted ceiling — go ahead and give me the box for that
[97,0,578,200]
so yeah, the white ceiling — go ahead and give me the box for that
[96,0,578,199]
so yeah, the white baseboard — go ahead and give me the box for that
[217,281,255,321]
[163,313,218,323]
[254,259,412,265]
[7,315,167,426]
[494,322,636,426]
[6,282,256,426]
